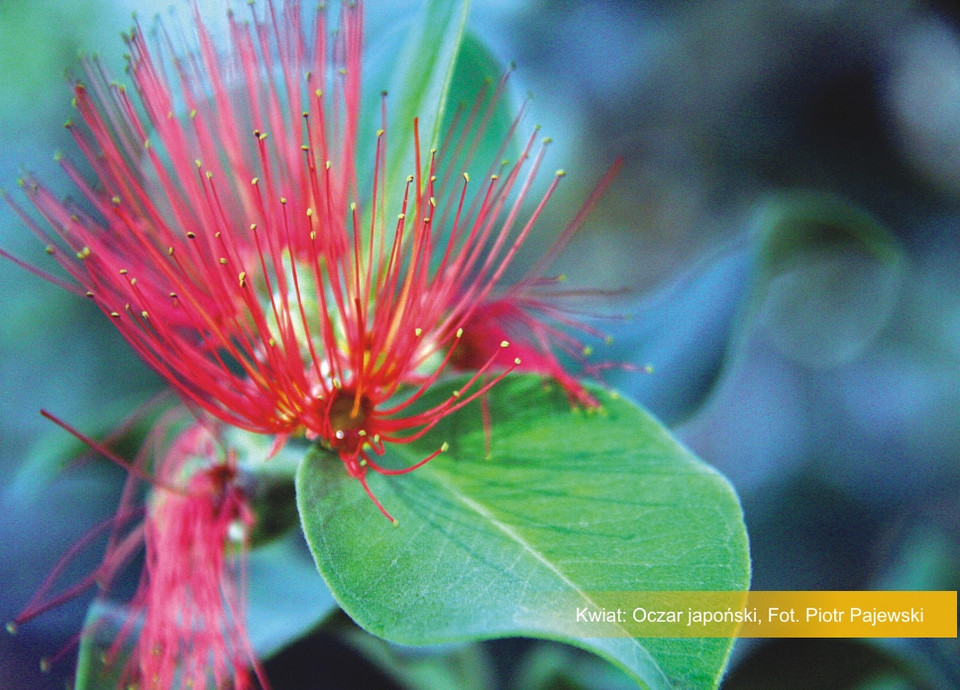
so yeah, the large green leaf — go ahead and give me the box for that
[296,375,750,689]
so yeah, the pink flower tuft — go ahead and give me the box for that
[7,413,266,689]
[114,423,265,690]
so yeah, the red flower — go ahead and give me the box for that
[445,160,624,410]
[8,414,266,689]
[115,423,265,690]
[4,0,365,438]
[3,0,618,519]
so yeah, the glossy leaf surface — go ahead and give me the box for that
[297,375,750,689]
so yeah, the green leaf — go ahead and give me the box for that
[373,0,470,200]
[245,528,339,659]
[750,191,905,368]
[296,375,750,689]
[723,639,944,690]
[73,601,127,690]
[679,191,907,422]
[512,641,639,690]
[337,626,497,690]
[434,31,521,184]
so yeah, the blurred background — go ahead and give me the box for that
[1,0,959,688]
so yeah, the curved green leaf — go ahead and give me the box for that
[296,375,750,689]
[677,191,907,423]
[73,601,127,690]
[374,0,470,198]
[337,626,497,690]
[244,528,339,659]
[435,30,521,183]
[751,191,905,369]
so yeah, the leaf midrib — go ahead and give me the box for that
[426,468,672,689]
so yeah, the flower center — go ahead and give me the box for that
[326,388,373,455]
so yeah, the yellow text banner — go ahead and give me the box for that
[545,590,956,638]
